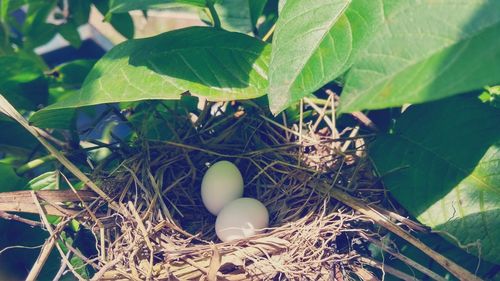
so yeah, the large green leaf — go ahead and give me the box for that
[339,0,500,113]
[267,0,385,114]
[370,94,500,263]
[33,27,270,115]
[108,0,206,13]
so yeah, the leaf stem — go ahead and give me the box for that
[206,0,221,29]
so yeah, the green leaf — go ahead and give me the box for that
[34,27,270,114]
[23,1,58,49]
[58,21,82,48]
[69,0,91,26]
[0,55,48,110]
[93,0,134,39]
[29,107,76,129]
[108,0,206,13]
[25,171,57,190]
[0,22,13,54]
[211,0,267,33]
[478,85,500,109]
[0,117,37,153]
[49,59,97,88]
[370,94,500,263]
[0,55,42,83]
[109,12,134,39]
[339,0,500,113]
[0,163,27,192]
[267,0,385,114]
[0,0,9,22]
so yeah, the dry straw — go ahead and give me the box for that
[0,94,480,281]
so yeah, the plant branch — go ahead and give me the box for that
[322,185,482,281]
[0,95,120,211]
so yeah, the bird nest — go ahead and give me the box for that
[1,95,401,281]
[84,100,381,281]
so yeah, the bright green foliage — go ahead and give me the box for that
[339,0,500,113]
[25,171,57,190]
[370,94,500,263]
[108,0,207,13]
[1,1,500,279]
[267,0,384,114]
[36,27,270,113]
[479,85,500,108]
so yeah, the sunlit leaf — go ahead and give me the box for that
[339,0,500,113]
[268,0,385,114]
[34,27,270,115]
[371,94,500,263]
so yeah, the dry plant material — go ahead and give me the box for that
[0,96,479,281]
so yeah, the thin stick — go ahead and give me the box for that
[0,95,121,212]
[358,256,417,281]
[304,97,335,131]
[363,235,446,281]
[0,210,42,227]
[325,187,482,281]
[341,126,360,152]
[26,233,57,281]
[128,201,154,280]
[262,23,276,41]
[326,89,379,131]
[30,192,86,281]
[53,251,72,281]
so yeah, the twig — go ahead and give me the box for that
[30,191,86,281]
[325,89,379,132]
[0,210,42,227]
[26,235,57,281]
[52,251,72,281]
[358,256,418,281]
[304,97,335,131]
[0,95,121,211]
[263,23,276,41]
[324,186,482,281]
[363,235,447,281]
[128,201,154,280]
[0,190,98,216]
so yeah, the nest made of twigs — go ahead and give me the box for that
[82,98,381,281]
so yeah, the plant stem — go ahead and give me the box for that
[206,0,221,29]
[16,155,56,175]
[263,23,276,41]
